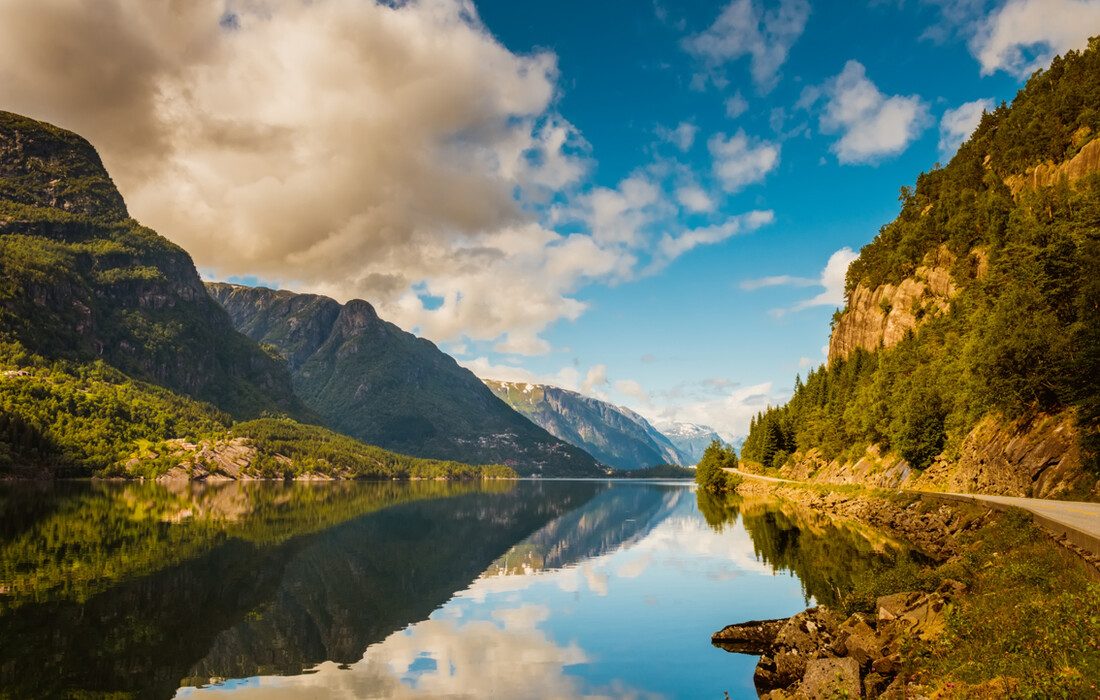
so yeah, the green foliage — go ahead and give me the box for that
[0,112,310,426]
[231,418,515,480]
[744,38,1100,474]
[843,508,1100,698]
[0,342,230,476]
[694,438,740,491]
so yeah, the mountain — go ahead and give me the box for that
[483,380,687,470]
[0,111,509,481]
[206,284,604,477]
[739,39,1100,499]
[655,422,722,465]
[0,111,307,421]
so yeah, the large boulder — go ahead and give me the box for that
[754,606,841,692]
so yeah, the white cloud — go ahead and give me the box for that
[460,357,581,392]
[791,247,859,311]
[797,357,813,369]
[708,130,780,191]
[939,98,993,157]
[682,0,811,92]
[970,0,1100,76]
[582,364,609,395]
[742,247,858,315]
[675,185,715,213]
[819,61,931,164]
[656,122,699,152]
[640,382,781,441]
[725,91,750,118]
[614,379,650,403]
[0,0,768,358]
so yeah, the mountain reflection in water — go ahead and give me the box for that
[0,480,922,699]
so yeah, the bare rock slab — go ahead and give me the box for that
[799,657,861,699]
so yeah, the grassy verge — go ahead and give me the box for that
[843,506,1100,698]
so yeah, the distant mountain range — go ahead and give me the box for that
[483,380,693,470]
[207,284,604,477]
[655,422,723,465]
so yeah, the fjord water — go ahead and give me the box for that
[0,480,912,699]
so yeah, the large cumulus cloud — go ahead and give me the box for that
[1,0,765,354]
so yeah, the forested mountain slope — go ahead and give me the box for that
[207,284,604,477]
[0,111,307,421]
[740,38,1100,499]
[483,380,687,470]
[0,111,510,480]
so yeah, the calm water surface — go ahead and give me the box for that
[0,479,916,699]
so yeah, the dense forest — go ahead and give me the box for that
[0,341,513,479]
[742,38,1100,477]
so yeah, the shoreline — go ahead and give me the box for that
[716,479,1100,699]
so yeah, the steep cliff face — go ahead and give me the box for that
[913,414,1086,498]
[828,246,965,364]
[0,111,307,420]
[1006,135,1100,194]
[207,284,603,476]
[483,380,687,470]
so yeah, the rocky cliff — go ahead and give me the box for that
[828,245,969,365]
[207,284,604,476]
[0,111,308,420]
[1006,133,1100,194]
[483,380,687,470]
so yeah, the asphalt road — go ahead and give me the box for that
[725,468,1100,550]
[942,492,1100,541]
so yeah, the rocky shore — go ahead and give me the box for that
[713,581,965,699]
[716,481,993,698]
[734,480,991,560]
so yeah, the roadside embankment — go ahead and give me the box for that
[718,480,1100,698]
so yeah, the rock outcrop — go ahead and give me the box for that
[1006,136,1100,195]
[828,246,961,365]
[913,413,1086,498]
[715,581,966,699]
[779,412,1094,499]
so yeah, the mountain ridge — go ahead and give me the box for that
[207,283,604,477]
[483,379,688,470]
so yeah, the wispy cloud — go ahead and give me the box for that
[656,122,699,152]
[743,247,858,316]
[725,91,750,118]
[656,210,775,262]
[682,0,811,92]
[739,274,816,291]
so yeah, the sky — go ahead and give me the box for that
[1,0,1098,440]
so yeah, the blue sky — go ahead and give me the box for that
[1,0,1097,438]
